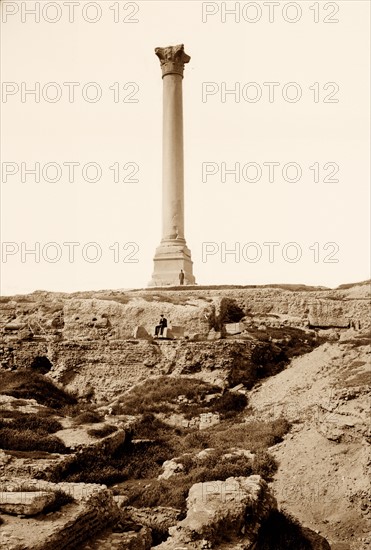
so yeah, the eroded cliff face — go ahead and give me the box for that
[1,339,255,403]
[0,283,369,402]
[1,282,370,339]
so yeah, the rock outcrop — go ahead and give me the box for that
[154,475,276,549]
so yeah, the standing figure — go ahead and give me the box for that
[179,269,185,285]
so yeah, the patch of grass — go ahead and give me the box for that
[182,418,291,456]
[73,410,103,425]
[252,450,278,479]
[0,409,23,419]
[123,416,289,510]
[60,403,86,417]
[127,476,190,509]
[210,392,248,419]
[87,424,118,438]
[39,402,290,513]
[0,427,68,454]
[119,377,220,415]
[131,413,180,439]
[126,451,272,510]
[228,328,321,388]
[0,413,62,434]
[47,437,173,485]
[0,370,77,410]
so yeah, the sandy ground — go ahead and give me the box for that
[249,337,371,550]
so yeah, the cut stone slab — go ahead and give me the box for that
[0,490,55,516]
[133,326,151,340]
[225,322,244,335]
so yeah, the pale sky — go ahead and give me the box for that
[0,0,370,294]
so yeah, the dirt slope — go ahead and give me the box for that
[249,333,371,550]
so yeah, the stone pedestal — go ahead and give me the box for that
[149,44,196,286]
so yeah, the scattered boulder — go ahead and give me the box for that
[188,333,204,341]
[169,326,185,339]
[0,490,56,516]
[133,326,152,340]
[207,329,222,341]
[225,322,244,335]
[158,458,184,480]
[154,475,277,549]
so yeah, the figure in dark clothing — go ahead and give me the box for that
[179,269,185,285]
[155,314,167,336]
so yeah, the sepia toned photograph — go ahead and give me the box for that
[0,1,370,549]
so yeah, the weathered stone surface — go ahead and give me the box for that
[0,478,120,550]
[168,326,185,338]
[123,506,181,543]
[309,312,349,328]
[188,333,204,341]
[207,329,222,341]
[154,475,277,549]
[225,322,244,335]
[133,326,152,340]
[158,458,184,480]
[199,412,220,430]
[0,490,55,516]
[84,527,151,550]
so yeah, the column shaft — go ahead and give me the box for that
[162,74,184,240]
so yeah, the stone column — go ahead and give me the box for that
[149,44,196,286]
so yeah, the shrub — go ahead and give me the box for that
[9,413,62,434]
[126,476,190,509]
[119,377,219,415]
[211,391,248,418]
[0,370,77,409]
[127,454,257,511]
[131,413,175,439]
[0,428,68,454]
[191,418,291,455]
[192,454,253,483]
[87,424,117,438]
[47,438,174,485]
[252,450,278,480]
[73,410,103,425]
[251,343,288,378]
[182,430,210,451]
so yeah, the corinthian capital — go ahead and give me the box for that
[155,44,191,78]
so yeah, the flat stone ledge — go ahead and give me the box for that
[0,490,55,516]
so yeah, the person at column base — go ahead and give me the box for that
[148,241,196,286]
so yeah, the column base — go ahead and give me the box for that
[148,238,196,286]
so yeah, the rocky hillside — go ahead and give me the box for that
[0,281,370,549]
